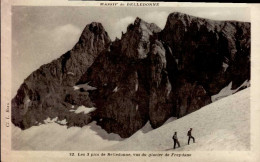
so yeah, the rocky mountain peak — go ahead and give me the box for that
[12,22,111,129]
[74,22,110,54]
[120,18,161,59]
[168,12,193,18]
[12,13,250,138]
[61,21,111,84]
[88,22,105,34]
[127,17,161,34]
[134,17,142,25]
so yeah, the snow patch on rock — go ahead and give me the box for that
[135,81,138,92]
[73,86,80,90]
[44,117,58,124]
[57,119,68,125]
[74,83,97,91]
[135,105,139,111]
[67,72,75,76]
[113,86,119,92]
[222,62,229,72]
[74,106,96,114]
[211,80,250,102]
[26,99,31,103]
[175,59,179,65]
[70,105,76,112]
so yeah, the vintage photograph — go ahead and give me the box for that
[10,6,252,152]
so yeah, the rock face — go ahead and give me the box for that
[12,12,250,138]
[78,18,172,137]
[12,22,111,129]
[160,13,250,117]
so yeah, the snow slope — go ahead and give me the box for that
[106,88,250,151]
[12,88,250,151]
[211,80,250,102]
[12,121,122,150]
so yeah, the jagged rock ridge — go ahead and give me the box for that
[12,12,250,138]
[12,22,110,129]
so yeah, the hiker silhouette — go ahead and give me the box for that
[172,132,180,149]
[187,128,195,145]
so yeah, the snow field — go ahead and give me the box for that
[12,88,250,151]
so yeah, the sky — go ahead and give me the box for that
[12,6,250,97]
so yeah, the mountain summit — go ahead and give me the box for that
[12,22,110,129]
[12,13,250,138]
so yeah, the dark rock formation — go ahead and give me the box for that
[12,22,111,129]
[12,12,250,138]
[78,13,250,137]
[160,12,250,118]
[77,18,163,137]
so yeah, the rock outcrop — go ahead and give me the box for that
[160,12,250,117]
[77,18,164,137]
[12,12,250,138]
[12,22,111,129]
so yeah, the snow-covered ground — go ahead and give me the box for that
[12,121,122,150]
[106,88,250,151]
[12,88,250,151]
